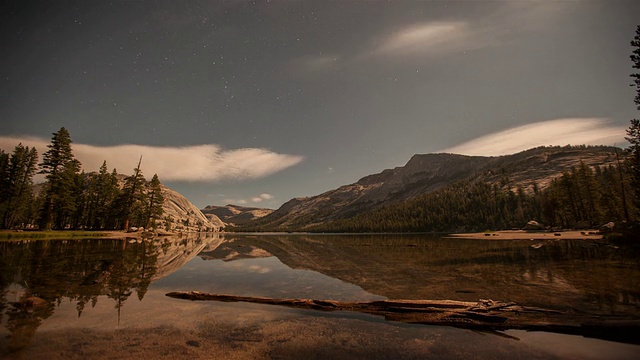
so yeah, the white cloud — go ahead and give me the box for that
[224,193,273,205]
[297,1,573,65]
[223,198,248,205]
[443,118,627,156]
[0,137,304,182]
[374,21,470,56]
[222,193,274,205]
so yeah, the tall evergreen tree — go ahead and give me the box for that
[120,157,145,230]
[631,25,640,110]
[627,25,640,215]
[145,174,164,229]
[70,170,88,229]
[627,120,640,210]
[39,127,81,230]
[0,150,9,205]
[0,145,38,228]
[92,161,121,229]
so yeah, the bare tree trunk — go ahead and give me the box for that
[166,291,640,345]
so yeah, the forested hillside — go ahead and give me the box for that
[309,161,636,233]
[236,145,636,233]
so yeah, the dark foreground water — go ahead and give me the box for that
[1,233,639,359]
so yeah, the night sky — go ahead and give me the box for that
[1,1,639,209]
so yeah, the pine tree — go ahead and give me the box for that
[120,157,145,230]
[631,25,640,110]
[39,127,81,230]
[627,25,640,216]
[0,145,38,228]
[92,161,120,229]
[627,120,640,211]
[70,170,88,229]
[0,150,9,205]
[9,146,38,228]
[145,174,164,229]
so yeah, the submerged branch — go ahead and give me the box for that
[166,291,640,345]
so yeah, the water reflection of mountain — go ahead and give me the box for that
[0,234,221,352]
[211,234,640,316]
[198,238,272,262]
[153,235,224,280]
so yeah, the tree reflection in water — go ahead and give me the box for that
[0,235,217,352]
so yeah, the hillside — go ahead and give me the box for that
[239,145,622,231]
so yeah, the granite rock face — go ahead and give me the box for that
[160,185,224,232]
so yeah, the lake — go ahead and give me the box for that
[1,233,639,359]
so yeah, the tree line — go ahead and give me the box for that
[0,127,164,230]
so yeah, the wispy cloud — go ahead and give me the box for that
[296,22,475,70]
[294,1,574,68]
[369,1,575,60]
[373,21,471,57]
[443,118,627,156]
[0,137,304,182]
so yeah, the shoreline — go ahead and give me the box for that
[0,229,178,241]
[2,229,606,241]
[447,229,603,240]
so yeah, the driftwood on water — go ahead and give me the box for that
[166,291,640,345]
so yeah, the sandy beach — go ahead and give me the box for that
[447,230,603,240]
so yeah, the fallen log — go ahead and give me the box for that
[166,291,640,345]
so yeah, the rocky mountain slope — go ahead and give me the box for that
[242,146,620,229]
[160,185,224,232]
[201,204,274,226]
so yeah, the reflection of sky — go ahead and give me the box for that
[153,256,386,302]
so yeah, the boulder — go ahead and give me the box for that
[599,222,615,233]
[523,220,544,230]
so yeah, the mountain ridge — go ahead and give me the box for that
[237,145,621,230]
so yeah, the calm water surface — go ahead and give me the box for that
[1,233,639,359]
